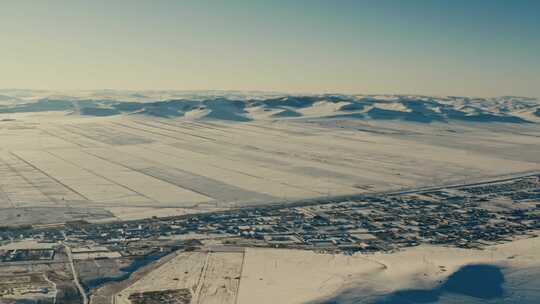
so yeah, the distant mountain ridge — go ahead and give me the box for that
[0,90,538,123]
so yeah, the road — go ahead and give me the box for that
[43,273,58,304]
[63,243,88,304]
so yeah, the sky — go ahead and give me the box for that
[1,0,539,97]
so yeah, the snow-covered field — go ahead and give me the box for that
[115,249,243,304]
[238,236,540,304]
[1,115,540,224]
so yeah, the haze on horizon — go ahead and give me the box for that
[1,0,539,97]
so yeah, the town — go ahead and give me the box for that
[2,174,539,255]
[0,174,539,303]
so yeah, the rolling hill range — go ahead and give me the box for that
[0,90,538,123]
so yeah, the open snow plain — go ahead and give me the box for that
[104,237,540,304]
[1,92,540,225]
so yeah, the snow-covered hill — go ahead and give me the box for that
[0,90,538,123]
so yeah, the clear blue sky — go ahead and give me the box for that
[1,0,539,97]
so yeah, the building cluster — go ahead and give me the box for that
[127,289,192,304]
[0,249,55,262]
[1,175,539,256]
